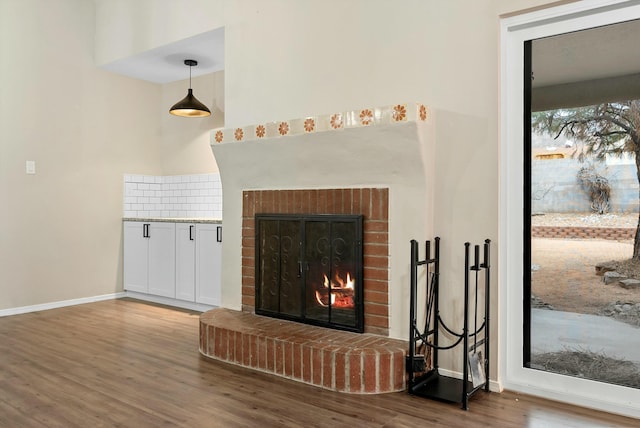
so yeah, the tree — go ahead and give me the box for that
[532,100,640,259]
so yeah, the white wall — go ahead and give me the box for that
[0,0,163,309]
[89,0,568,376]
[2,0,571,381]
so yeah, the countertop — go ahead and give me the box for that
[123,217,222,224]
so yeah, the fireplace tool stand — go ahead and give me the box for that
[407,238,491,410]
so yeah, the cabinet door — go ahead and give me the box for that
[175,223,196,301]
[123,221,149,293]
[195,224,222,306]
[147,222,176,298]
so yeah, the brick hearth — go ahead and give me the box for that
[199,308,406,394]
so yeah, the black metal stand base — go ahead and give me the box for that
[409,370,478,405]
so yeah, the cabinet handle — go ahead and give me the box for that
[143,223,150,238]
[189,225,194,241]
[217,226,222,242]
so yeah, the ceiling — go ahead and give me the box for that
[532,18,640,87]
[99,28,224,84]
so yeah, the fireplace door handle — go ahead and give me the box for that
[297,261,303,278]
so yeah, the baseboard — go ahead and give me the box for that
[124,291,215,313]
[0,292,126,317]
[437,368,502,393]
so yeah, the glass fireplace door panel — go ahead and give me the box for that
[257,219,302,317]
[304,220,358,328]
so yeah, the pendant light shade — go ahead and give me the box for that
[169,59,211,117]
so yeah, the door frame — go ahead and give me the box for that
[500,0,640,418]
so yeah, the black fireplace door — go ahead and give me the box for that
[255,214,363,333]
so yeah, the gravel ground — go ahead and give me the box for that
[531,213,640,327]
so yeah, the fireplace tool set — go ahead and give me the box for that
[407,238,491,410]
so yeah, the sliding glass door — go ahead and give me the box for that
[525,20,640,390]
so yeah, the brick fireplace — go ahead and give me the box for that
[202,105,435,393]
[242,188,389,336]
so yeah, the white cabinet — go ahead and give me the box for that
[175,223,222,305]
[125,220,221,308]
[195,223,222,306]
[123,221,176,298]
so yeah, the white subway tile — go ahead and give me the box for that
[143,190,154,197]
[138,183,149,190]
[138,210,150,217]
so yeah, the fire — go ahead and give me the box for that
[314,272,355,308]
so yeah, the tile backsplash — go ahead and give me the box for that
[123,173,222,219]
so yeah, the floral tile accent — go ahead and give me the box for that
[278,122,290,136]
[234,128,244,141]
[419,104,428,121]
[304,118,315,133]
[392,104,407,122]
[214,130,224,144]
[359,109,373,125]
[210,103,428,145]
[330,113,343,129]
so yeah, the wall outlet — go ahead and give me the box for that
[26,160,36,174]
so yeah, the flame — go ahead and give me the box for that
[314,272,355,308]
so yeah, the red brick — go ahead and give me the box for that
[365,326,388,336]
[349,352,362,393]
[233,331,244,364]
[302,345,312,383]
[379,351,392,392]
[364,268,389,282]
[364,255,388,269]
[364,290,389,305]
[352,189,361,214]
[364,220,388,233]
[365,232,389,244]
[364,279,388,293]
[322,349,334,389]
[284,342,294,377]
[361,188,372,218]
[266,338,275,372]
[312,348,323,386]
[293,343,302,379]
[371,188,383,220]
[364,352,377,393]
[275,340,285,375]
[365,302,389,317]
[334,350,347,391]
[393,351,405,390]
[248,334,258,368]
[363,243,388,257]
[365,314,389,328]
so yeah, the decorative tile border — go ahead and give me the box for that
[210,103,430,145]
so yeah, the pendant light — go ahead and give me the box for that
[169,59,211,117]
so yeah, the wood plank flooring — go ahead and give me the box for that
[0,298,637,427]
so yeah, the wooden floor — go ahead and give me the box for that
[0,299,637,427]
